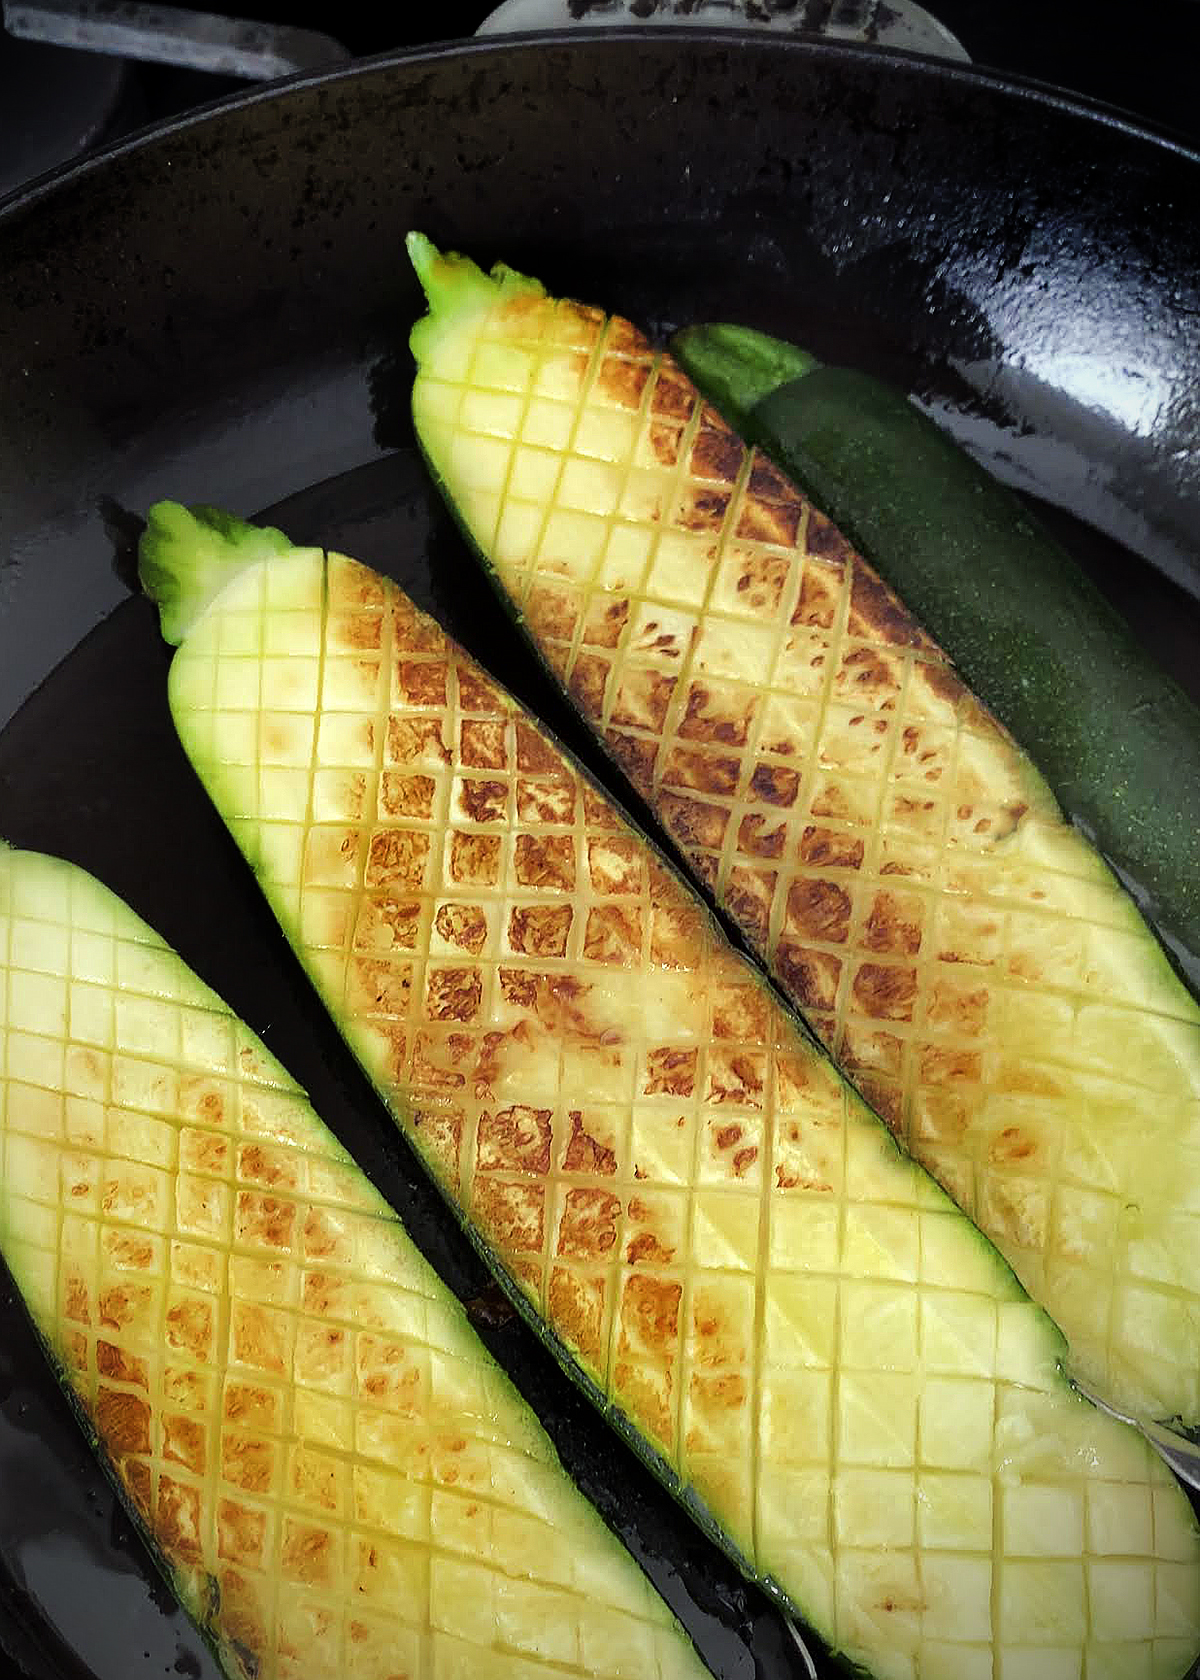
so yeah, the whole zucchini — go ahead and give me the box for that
[0,843,709,1680]
[405,235,1200,1432]
[671,322,1200,972]
[139,501,1200,1680]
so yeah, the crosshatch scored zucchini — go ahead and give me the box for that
[405,233,1200,1432]
[0,844,710,1680]
[140,501,1200,1680]
[670,321,1200,973]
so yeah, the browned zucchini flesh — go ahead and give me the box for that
[0,843,709,1680]
[136,502,1200,1680]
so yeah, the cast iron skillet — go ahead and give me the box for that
[1,31,1199,1680]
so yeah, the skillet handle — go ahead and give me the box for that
[1,0,351,77]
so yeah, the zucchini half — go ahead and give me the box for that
[0,843,709,1680]
[405,235,1200,1431]
[139,501,1200,1680]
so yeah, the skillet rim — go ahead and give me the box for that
[2,24,1200,234]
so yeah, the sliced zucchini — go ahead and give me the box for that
[405,235,1200,1430]
[139,501,1200,1680]
[0,842,708,1680]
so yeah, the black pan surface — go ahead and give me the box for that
[1,32,1199,1680]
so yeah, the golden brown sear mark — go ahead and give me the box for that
[610,668,676,732]
[435,902,489,955]
[786,878,852,945]
[847,562,935,650]
[426,967,483,1023]
[558,1187,621,1259]
[478,1105,553,1176]
[397,660,447,708]
[460,718,508,770]
[674,486,733,534]
[473,1177,545,1256]
[569,653,612,719]
[596,355,652,411]
[662,747,740,797]
[458,779,508,826]
[367,830,429,890]
[563,1111,619,1176]
[649,359,697,422]
[96,1387,152,1456]
[798,826,864,870]
[776,944,842,1012]
[644,1047,698,1098]
[514,833,576,892]
[604,729,658,797]
[583,904,644,966]
[508,903,573,957]
[549,1268,608,1364]
[690,424,746,486]
[863,890,924,958]
[648,421,683,467]
[526,584,579,645]
[450,831,501,887]
[736,488,802,549]
[679,682,754,748]
[750,762,800,808]
[851,962,918,1023]
[738,813,787,860]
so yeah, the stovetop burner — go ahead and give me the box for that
[1,0,1198,210]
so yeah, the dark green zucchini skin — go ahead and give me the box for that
[672,324,1200,978]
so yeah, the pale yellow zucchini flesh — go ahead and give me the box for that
[406,236,1200,1430]
[0,844,708,1680]
[143,507,1200,1680]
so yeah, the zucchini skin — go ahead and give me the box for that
[672,326,1200,973]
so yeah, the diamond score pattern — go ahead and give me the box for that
[411,282,1200,1429]
[0,849,701,1680]
[167,547,1200,1680]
